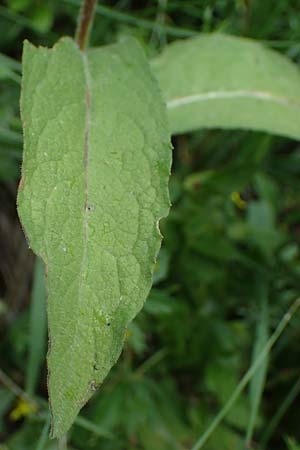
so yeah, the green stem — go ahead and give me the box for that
[260,376,300,448]
[75,0,97,51]
[36,414,51,450]
[190,297,300,450]
[0,367,113,440]
[58,435,68,450]
[0,368,36,406]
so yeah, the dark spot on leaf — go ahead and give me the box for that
[89,380,98,391]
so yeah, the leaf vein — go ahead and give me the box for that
[167,89,298,109]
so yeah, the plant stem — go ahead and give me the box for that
[75,0,97,51]
[0,368,36,406]
[260,375,300,448]
[190,296,300,450]
[0,367,113,440]
[58,434,68,450]
[36,414,51,450]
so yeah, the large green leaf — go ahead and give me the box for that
[152,34,300,139]
[18,37,171,438]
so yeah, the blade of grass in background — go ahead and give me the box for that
[0,387,14,430]
[0,367,114,441]
[25,257,47,396]
[0,52,21,84]
[0,4,57,38]
[286,437,300,450]
[150,0,168,48]
[74,416,114,440]
[36,414,51,450]
[0,52,21,72]
[261,376,300,448]
[0,127,22,145]
[64,0,197,38]
[37,408,114,440]
[190,296,300,450]
[246,278,269,446]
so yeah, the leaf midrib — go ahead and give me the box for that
[79,51,91,300]
[166,89,300,109]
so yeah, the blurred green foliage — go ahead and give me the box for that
[1,1,300,449]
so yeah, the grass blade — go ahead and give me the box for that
[246,279,269,445]
[0,5,56,38]
[261,376,300,448]
[0,127,23,145]
[74,415,114,440]
[64,0,197,38]
[36,414,51,450]
[190,297,300,450]
[26,257,47,396]
[0,52,21,72]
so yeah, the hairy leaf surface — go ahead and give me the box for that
[152,34,300,140]
[18,37,171,438]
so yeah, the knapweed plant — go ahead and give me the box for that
[17,0,300,439]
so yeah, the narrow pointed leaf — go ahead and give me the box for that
[246,278,269,444]
[152,33,300,140]
[26,257,47,396]
[18,37,171,438]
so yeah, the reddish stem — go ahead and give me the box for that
[75,0,97,51]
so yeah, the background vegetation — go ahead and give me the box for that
[1,1,300,449]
